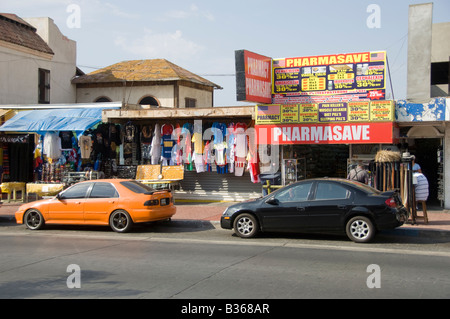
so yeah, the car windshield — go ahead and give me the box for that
[120,181,155,194]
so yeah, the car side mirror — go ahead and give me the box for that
[265,197,279,205]
[56,193,62,200]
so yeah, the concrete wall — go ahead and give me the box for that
[77,83,214,108]
[0,17,77,105]
[25,17,77,104]
[407,3,433,101]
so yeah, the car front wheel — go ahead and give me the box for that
[24,209,45,230]
[233,213,259,238]
[346,216,375,243]
[109,210,133,233]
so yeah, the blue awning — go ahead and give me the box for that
[0,107,117,136]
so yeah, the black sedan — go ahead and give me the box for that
[221,178,408,243]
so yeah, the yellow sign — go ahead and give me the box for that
[255,100,394,125]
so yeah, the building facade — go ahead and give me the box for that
[73,59,222,108]
[0,14,77,105]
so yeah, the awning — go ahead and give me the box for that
[0,107,119,136]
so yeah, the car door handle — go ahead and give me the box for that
[296,207,306,212]
[108,200,116,204]
[338,205,347,209]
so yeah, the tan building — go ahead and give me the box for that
[0,14,78,105]
[73,59,222,108]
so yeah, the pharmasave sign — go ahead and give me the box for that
[255,100,396,145]
[272,51,387,103]
[256,122,396,145]
[235,50,272,104]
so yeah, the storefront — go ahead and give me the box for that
[0,103,121,200]
[102,106,263,201]
[396,97,447,206]
[255,101,398,186]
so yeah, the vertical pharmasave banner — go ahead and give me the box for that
[272,51,387,104]
[235,50,272,104]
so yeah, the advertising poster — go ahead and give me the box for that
[255,101,394,125]
[272,51,386,104]
[370,100,394,121]
[348,102,370,122]
[281,104,299,123]
[299,104,318,123]
[255,104,281,124]
[235,50,272,104]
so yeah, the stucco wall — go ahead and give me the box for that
[77,83,213,107]
[0,17,77,105]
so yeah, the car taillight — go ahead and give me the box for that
[385,197,397,208]
[144,199,159,206]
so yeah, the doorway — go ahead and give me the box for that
[409,138,442,205]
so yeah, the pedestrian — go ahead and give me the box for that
[412,155,422,173]
[414,171,429,202]
[347,161,369,184]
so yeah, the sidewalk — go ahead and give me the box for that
[1,200,449,238]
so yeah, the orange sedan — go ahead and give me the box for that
[15,179,176,233]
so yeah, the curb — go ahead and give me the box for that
[381,227,450,239]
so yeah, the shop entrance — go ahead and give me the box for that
[286,144,349,180]
[409,138,442,206]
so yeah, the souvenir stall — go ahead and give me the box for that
[0,105,121,200]
[101,106,264,201]
[118,119,262,200]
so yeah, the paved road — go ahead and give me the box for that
[0,220,449,303]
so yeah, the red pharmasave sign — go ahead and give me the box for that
[235,50,272,104]
[256,122,396,145]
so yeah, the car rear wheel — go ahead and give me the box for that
[109,210,133,233]
[24,209,45,230]
[233,213,259,238]
[346,216,375,243]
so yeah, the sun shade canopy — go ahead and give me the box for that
[0,107,119,136]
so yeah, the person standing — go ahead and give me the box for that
[414,171,429,202]
[347,161,369,184]
[412,155,422,173]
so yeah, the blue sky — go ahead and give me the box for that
[3,0,450,106]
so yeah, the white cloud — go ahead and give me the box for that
[114,29,204,61]
[165,4,214,21]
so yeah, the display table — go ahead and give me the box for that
[26,183,64,201]
[135,165,184,191]
[1,182,26,203]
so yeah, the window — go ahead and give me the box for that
[185,98,196,108]
[38,68,50,104]
[139,96,159,107]
[95,97,112,102]
[89,183,119,198]
[431,62,449,85]
[120,181,155,194]
[274,182,313,203]
[315,182,349,200]
[60,182,91,199]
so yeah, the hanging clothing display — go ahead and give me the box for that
[79,134,92,159]
[161,124,175,166]
[234,123,247,176]
[43,132,62,160]
[227,123,236,174]
[247,148,260,183]
[150,123,161,165]
[59,131,75,150]
[123,122,137,164]
[141,125,152,163]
